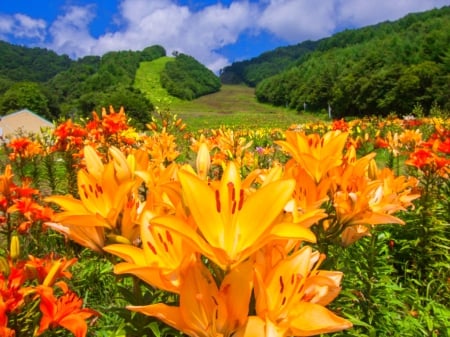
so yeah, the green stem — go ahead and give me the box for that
[363,233,377,325]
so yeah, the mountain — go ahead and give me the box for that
[221,6,450,117]
[0,40,73,83]
[219,40,318,87]
[0,43,220,126]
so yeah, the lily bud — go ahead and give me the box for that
[10,234,20,261]
[368,158,379,180]
[196,143,211,180]
[0,256,9,275]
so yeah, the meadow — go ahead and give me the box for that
[0,103,449,337]
[135,59,322,131]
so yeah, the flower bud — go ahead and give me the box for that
[196,143,211,180]
[10,234,20,260]
[0,256,10,275]
[368,158,379,180]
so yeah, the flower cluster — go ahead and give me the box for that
[2,107,448,336]
[45,120,424,336]
[0,253,98,337]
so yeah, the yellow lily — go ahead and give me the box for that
[276,130,348,183]
[103,210,196,293]
[45,146,144,251]
[127,259,254,337]
[332,158,419,246]
[253,246,352,336]
[151,162,316,269]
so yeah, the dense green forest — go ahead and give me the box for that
[222,6,450,117]
[0,41,73,82]
[0,43,219,126]
[219,40,318,86]
[160,53,221,100]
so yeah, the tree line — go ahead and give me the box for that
[223,6,450,117]
[0,43,220,129]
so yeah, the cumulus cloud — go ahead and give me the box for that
[337,0,450,27]
[47,5,97,58]
[1,0,448,71]
[337,0,449,26]
[0,13,46,41]
[90,0,258,71]
[258,0,337,42]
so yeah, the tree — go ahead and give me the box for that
[0,82,50,118]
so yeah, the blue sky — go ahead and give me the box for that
[1,0,449,72]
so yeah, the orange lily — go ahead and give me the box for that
[104,210,196,293]
[151,162,316,269]
[127,259,253,337]
[276,130,348,183]
[45,145,145,251]
[36,282,98,337]
[252,246,352,336]
[0,297,15,337]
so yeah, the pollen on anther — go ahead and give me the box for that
[215,190,221,212]
[147,242,157,255]
[238,189,244,210]
[279,276,284,293]
[166,230,173,244]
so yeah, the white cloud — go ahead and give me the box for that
[2,0,448,71]
[0,13,46,41]
[0,15,14,38]
[13,14,46,40]
[337,0,450,26]
[83,0,257,71]
[258,0,337,42]
[47,5,97,57]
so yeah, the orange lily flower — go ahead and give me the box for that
[331,155,419,246]
[252,246,352,336]
[151,162,316,269]
[104,210,196,293]
[276,130,348,183]
[0,297,15,337]
[45,145,145,251]
[127,259,253,337]
[36,282,98,337]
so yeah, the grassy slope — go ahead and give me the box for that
[134,57,181,108]
[135,58,323,130]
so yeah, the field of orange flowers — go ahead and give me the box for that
[0,107,449,337]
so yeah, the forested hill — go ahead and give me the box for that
[0,43,220,127]
[222,6,450,117]
[0,41,73,83]
[219,40,318,86]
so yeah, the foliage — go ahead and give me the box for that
[250,6,450,117]
[46,45,166,118]
[220,40,318,86]
[160,53,221,100]
[0,40,72,82]
[0,82,51,119]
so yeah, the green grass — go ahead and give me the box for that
[170,85,325,130]
[134,57,181,108]
[134,58,325,130]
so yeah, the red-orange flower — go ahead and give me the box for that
[36,283,99,337]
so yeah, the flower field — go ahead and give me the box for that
[0,107,449,337]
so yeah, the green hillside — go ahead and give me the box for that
[225,6,450,117]
[2,6,450,124]
[0,40,73,82]
[134,57,181,109]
